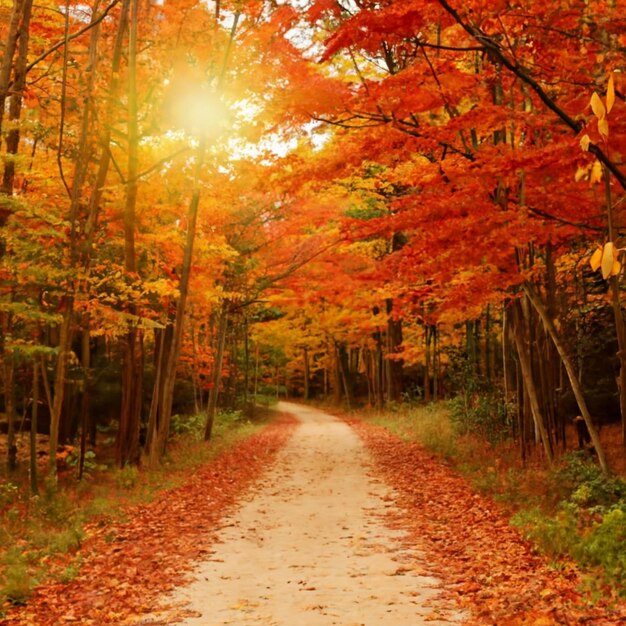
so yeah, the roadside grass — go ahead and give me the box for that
[0,405,276,609]
[362,401,626,599]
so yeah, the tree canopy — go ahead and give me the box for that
[0,0,625,474]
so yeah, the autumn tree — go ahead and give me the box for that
[243,0,626,469]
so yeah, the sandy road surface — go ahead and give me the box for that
[154,402,463,626]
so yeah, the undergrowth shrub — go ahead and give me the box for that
[213,409,253,437]
[370,403,459,459]
[57,561,80,584]
[577,507,626,589]
[170,409,253,441]
[35,485,73,526]
[446,349,513,446]
[512,504,579,560]
[513,453,626,594]
[171,412,206,436]
[114,465,140,490]
[0,547,34,605]
[0,483,19,510]
[448,391,513,446]
[551,451,626,507]
[408,405,459,460]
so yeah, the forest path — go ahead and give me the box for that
[155,402,462,626]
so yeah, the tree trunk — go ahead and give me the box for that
[243,317,249,408]
[323,353,328,400]
[78,325,91,480]
[118,329,143,467]
[49,8,102,481]
[253,342,259,403]
[116,0,143,467]
[333,341,342,404]
[30,359,39,494]
[364,348,372,406]
[336,342,352,410]
[204,305,229,441]
[608,273,626,445]
[5,359,17,471]
[149,143,206,463]
[0,0,27,143]
[374,329,384,410]
[432,325,439,401]
[385,298,403,403]
[191,320,201,414]
[146,323,172,460]
[83,0,128,254]
[601,165,626,445]
[424,324,431,402]
[523,283,608,473]
[511,302,554,465]
[49,305,74,478]
[1,0,33,194]
[0,0,33,473]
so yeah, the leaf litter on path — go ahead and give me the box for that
[8,406,626,626]
[349,418,626,625]
[137,402,465,626]
[2,414,297,626]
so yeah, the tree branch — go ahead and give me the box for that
[525,205,604,232]
[26,0,120,75]
[436,0,626,191]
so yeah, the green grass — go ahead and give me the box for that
[369,402,460,459]
[0,548,34,605]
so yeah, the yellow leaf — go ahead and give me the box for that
[575,165,588,182]
[598,118,609,139]
[607,73,615,114]
[579,134,590,151]
[590,247,602,271]
[611,259,622,277]
[601,241,615,279]
[590,160,603,184]
[591,91,606,119]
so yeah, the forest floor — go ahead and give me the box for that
[4,402,626,625]
[138,401,463,626]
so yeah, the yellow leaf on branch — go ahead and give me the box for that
[579,134,590,152]
[589,160,603,184]
[598,118,609,139]
[590,247,602,271]
[601,241,615,279]
[607,73,615,114]
[590,91,606,119]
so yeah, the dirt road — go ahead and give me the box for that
[158,402,463,626]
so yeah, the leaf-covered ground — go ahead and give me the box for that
[2,414,297,625]
[349,418,626,626]
[138,401,462,626]
[7,407,626,625]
